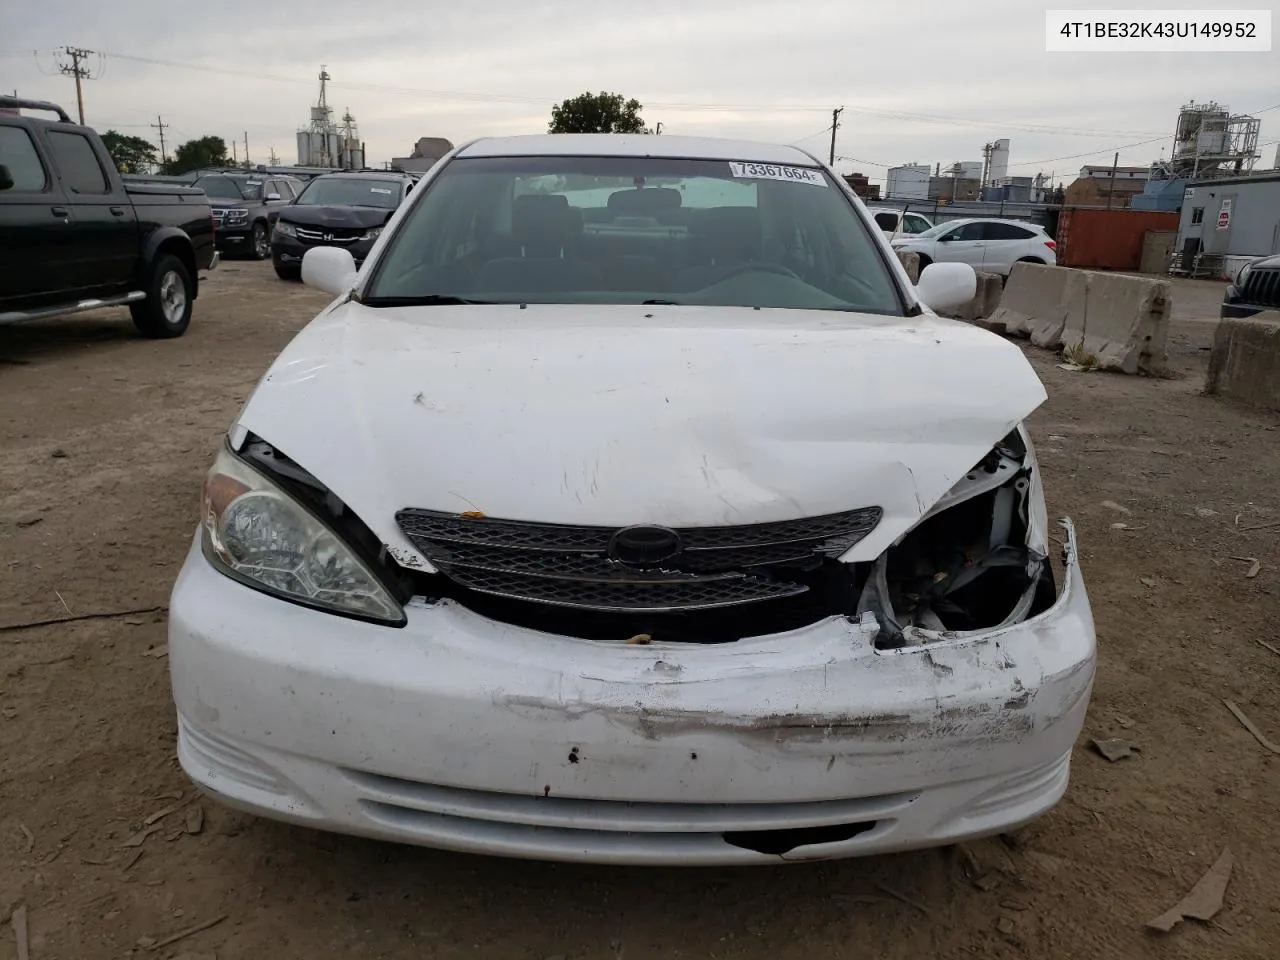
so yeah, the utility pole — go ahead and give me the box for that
[829,107,843,166]
[231,140,237,166]
[150,115,169,169]
[56,46,98,124]
[244,131,250,168]
[1107,151,1119,209]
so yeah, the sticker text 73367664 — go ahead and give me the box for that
[728,162,827,186]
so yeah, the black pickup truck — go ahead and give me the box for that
[0,96,217,338]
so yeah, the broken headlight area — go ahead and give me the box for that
[858,434,1057,650]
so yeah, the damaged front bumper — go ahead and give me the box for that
[168,520,1095,865]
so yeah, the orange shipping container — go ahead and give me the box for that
[1055,208,1181,272]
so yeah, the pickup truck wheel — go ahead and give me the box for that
[130,254,193,339]
[250,222,270,260]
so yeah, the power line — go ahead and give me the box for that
[84,49,1192,137]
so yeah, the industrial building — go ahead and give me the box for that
[391,137,456,173]
[1173,171,1280,275]
[885,163,930,200]
[1131,100,1262,211]
[1064,165,1150,208]
[295,66,365,170]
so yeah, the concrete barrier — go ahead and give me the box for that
[896,250,920,283]
[1061,271,1170,376]
[941,271,1003,321]
[983,263,1170,375]
[1206,311,1280,413]
[986,262,1081,347]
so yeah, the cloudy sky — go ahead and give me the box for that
[3,0,1277,184]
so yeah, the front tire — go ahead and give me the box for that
[249,222,270,261]
[130,254,193,339]
[916,253,933,269]
[273,260,300,281]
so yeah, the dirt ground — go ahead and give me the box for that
[2,265,1278,960]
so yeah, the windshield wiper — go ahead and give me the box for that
[362,295,490,307]
[641,299,682,305]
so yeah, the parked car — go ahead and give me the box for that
[192,172,300,261]
[1221,254,1280,318]
[866,205,933,242]
[170,134,1095,865]
[891,217,1057,277]
[270,171,415,280]
[0,96,217,337]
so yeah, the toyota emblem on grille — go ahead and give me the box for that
[608,525,683,567]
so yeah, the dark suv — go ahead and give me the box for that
[193,172,301,260]
[270,171,415,279]
[1222,254,1280,319]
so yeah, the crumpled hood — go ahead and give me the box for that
[277,205,392,229]
[234,303,1047,568]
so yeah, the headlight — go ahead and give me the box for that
[363,226,383,240]
[226,209,249,224]
[201,447,405,624]
[1235,262,1253,290]
[274,221,297,239]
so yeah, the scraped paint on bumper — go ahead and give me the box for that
[169,528,1095,865]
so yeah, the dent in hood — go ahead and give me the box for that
[234,303,1047,568]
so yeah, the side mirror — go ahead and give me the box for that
[265,192,282,201]
[915,262,976,312]
[937,234,953,242]
[301,247,359,297]
[0,164,13,191]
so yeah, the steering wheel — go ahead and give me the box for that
[710,261,803,283]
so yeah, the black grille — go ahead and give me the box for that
[395,508,882,612]
[1242,268,1280,309]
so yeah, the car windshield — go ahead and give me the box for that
[295,177,402,208]
[364,156,903,314]
[911,222,960,240]
[194,176,262,201]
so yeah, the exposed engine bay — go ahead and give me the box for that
[857,430,1056,649]
[237,428,1055,649]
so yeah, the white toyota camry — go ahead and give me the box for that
[170,134,1096,866]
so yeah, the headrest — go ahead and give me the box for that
[607,188,683,215]
[512,193,581,249]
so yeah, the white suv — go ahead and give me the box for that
[892,217,1058,276]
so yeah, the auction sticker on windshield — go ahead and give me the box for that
[729,162,827,186]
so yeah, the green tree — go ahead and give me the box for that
[100,130,158,174]
[164,136,230,175]
[549,92,646,134]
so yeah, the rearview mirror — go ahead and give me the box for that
[915,262,976,312]
[0,164,13,191]
[301,247,359,297]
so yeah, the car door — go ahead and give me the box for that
[44,125,137,292]
[935,221,986,267]
[0,121,70,310]
[980,222,1038,275]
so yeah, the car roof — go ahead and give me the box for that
[456,134,822,166]
[940,217,1044,228]
[315,171,408,181]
